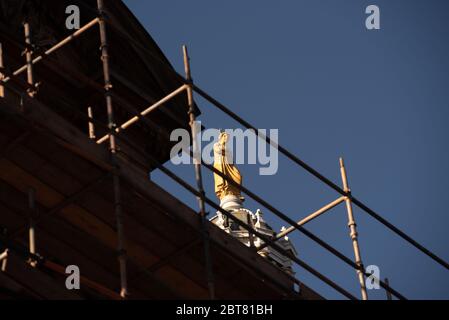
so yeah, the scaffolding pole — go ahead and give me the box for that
[27,188,37,267]
[183,45,215,300]
[0,42,4,97]
[339,157,368,300]
[97,0,128,299]
[23,21,36,97]
[0,249,8,271]
[87,106,96,139]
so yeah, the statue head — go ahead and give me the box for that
[218,131,228,145]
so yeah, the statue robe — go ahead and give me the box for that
[213,133,242,200]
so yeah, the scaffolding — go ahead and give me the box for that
[0,0,448,300]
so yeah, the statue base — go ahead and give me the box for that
[210,197,298,277]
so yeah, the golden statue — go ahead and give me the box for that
[213,132,242,201]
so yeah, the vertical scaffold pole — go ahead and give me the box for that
[183,45,215,299]
[339,157,368,300]
[28,188,37,266]
[0,42,4,97]
[87,106,96,139]
[97,0,128,298]
[23,21,35,97]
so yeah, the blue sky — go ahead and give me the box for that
[123,0,449,299]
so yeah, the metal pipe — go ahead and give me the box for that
[1,258,7,272]
[96,85,187,144]
[28,220,36,256]
[27,188,37,267]
[281,196,346,236]
[87,106,96,139]
[0,249,7,272]
[2,18,99,84]
[97,0,128,299]
[258,196,346,251]
[340,157,368,300]
[0,42,4,97]
[183,45,215,300]
[385,278,393,300]
[28,188,36,255]
[0,249,8,261]
[23,21,35,97]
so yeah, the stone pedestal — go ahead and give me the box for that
[210,196,297,276]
